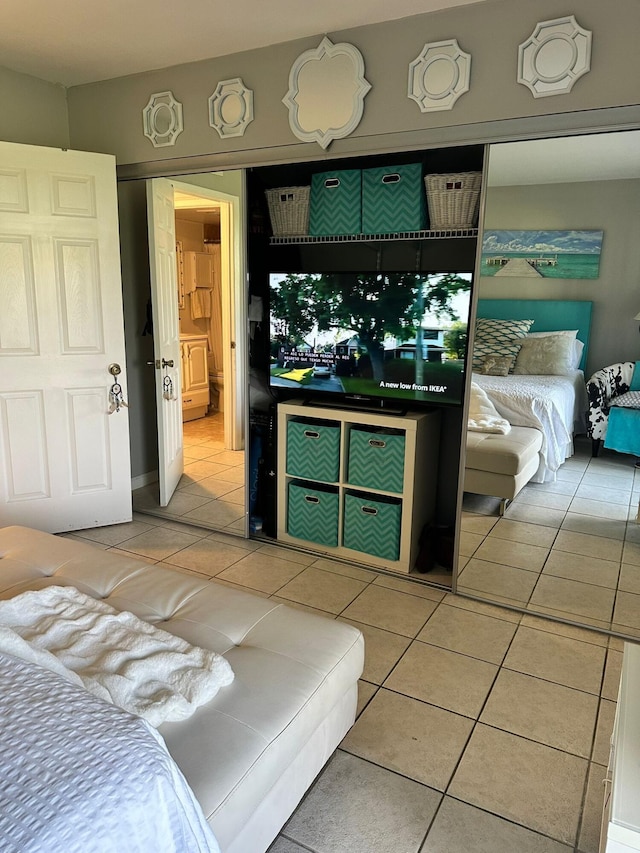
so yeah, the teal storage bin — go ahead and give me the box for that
[287,481,339,547]
[361,163,426,234]
[343,492,402,561]
[286,418,340,482]
[347,427,406,493]
[309,169,362,236]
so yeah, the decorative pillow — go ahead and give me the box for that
[610,391,640,409]
[472,318,534,372]
[477,355,512,376]
[513,334,575,375]
[525,330,583,369]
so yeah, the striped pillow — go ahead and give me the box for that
[472,318,534,372]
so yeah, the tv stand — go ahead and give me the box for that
[277,400,441,573]
[304,397,407,417]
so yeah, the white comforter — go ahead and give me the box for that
[0,651,220,853]
[468,382,511,434]
[0,585,234,727]
[471,370,587,482]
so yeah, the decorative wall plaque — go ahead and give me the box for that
[408,39,471,112]
[142,91,184,147]
[282,37,371,149]
[208,78,254,139]
[518,16,592,98]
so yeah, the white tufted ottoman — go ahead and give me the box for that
[464,425,543,512]
[0,525,364,853]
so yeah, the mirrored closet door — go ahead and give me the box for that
[457,129,640,638]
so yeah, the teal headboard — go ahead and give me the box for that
[475,299,592,371]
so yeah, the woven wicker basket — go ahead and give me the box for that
[424,172,482,229]
[265,186,310,236]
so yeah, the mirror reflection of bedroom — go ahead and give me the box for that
[459,129,640,638]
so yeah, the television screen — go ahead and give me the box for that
[269,271,473,408]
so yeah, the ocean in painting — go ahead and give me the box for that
[481,252,601,279]
[480,230,603,279]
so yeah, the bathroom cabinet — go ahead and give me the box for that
[180,334,210,421]
[183,251,214,290]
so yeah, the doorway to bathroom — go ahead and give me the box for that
[133,172,248,535]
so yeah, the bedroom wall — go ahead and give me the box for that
[480,178,640,378]
[0,64,69,148]
[65,0,640,167]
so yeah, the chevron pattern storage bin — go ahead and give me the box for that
[309,169,362,236]
[286,418,341,482]
[361,163,426,234]
[343,492,402,560]
[287,481,339,546]
[347,427,406,493]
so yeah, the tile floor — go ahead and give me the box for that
[459,437,640,638]
[133,412,246,534]
[65,502,627,853]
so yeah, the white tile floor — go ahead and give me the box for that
[67,495,628,853]
[121,418,640,851]
[459,437,640,638]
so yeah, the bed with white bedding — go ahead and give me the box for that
[471,369,587,482]
[0,651,219,853]
[471,299,592,483]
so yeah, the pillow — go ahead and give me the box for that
[525,330,583,369]
[610,391,640,409]
[513,334,575,375]
[477,355,512,376]
[472,318,534,372]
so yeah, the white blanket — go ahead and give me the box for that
[472,370,586,482]
[0,650,220,853]
[0,585,234,727]
[468,381,511,434]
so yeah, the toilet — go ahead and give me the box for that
[207,354,224,412]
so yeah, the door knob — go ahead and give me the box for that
[162,358,174,368]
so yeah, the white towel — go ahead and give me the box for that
[0,585,234,726]
[468,381,512,434]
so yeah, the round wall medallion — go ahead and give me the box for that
[518,16,592,98]
[408,39,471,112]
[142,91,184,148]
[209,78,254,139]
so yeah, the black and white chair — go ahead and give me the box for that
[586,361,635,456]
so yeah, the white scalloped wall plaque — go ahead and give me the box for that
[209,78,254,139]
[518,16,592,98]
[282,37,371,149]
[408,39,471,112]
[142,91,184,147]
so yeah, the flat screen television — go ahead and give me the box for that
[269,270,473,409]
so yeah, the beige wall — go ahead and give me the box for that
[481,178,640,376]
[0,65,69,148]
[66,0,640,168]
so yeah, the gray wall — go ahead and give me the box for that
[65,0,640,167]
[481,179,640,377]
[0,65,69,148]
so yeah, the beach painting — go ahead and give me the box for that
[481,230,604,279]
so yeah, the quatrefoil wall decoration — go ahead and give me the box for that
[283,37,371,150]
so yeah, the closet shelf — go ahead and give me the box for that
[269,228,478,245]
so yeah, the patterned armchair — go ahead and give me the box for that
[586,361,635,456]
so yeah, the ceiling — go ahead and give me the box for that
[488,131,640,185]
[0,0,490,87]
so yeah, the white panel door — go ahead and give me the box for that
[146,178,183,506]
[0,141,131,533]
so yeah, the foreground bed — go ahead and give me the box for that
[0,525,364,853]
